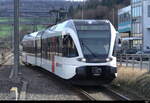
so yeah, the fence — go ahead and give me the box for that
[117,54,150,71]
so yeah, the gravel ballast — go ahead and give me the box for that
[20,65,82,100]
[0,57,22,100]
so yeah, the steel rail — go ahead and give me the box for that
[71,87,96,101]
[102,85,131,101]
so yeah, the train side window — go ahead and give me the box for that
[44,38,48,59]
[56,36,62,56]
[27,40,34,54]
[22,42,26,52]
[58,36,63,56]
[62,35,79,57]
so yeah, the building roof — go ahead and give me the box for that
[118,5,131,15]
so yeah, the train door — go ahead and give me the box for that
[35,31,43,66]
[35,38,41,66]
[41,31,47,66]
[54,36,62,73]
[38,30,45,66]
[53,35,63,75]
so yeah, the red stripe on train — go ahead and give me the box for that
[52,56,55,73]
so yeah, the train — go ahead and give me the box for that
[21,19,117,85]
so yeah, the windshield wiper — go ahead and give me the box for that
[80,39,97,58]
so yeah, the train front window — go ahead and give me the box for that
[76,24,111,59]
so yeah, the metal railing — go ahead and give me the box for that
[117,54,150,71]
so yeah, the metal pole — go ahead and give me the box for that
[131,0,133,48]
[82,0,85,19]
[132,55,134,69]
[120,54,122,66]
[113,8,115,26]
[13,0,20,78]
[140,54,142,70]
[142,0,144,51]
[126,54,128,67]
[149,55,150,71]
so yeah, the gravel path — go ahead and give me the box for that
[0,80,21,100]
[80,87,117,101]
[0,56,21,100]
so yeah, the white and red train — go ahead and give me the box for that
[21,19,117,85]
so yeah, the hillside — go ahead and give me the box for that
[0,0,80,17]
[70,0,130,28]
[0,0,130,40]
[0,0,80,40]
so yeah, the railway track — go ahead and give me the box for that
[102,85,130,100]
[73,87,97,100]
[28,66,131,101]
[73,85,130,101]
[27,66,95,100]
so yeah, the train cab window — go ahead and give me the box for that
[62,35,79,57]
[23,40,33,54]
[113,39,117,57]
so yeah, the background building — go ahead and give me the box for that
[118,6,131,34]
[131,0,150,51]
[118,0,150,52]
[142,0,150,51]
[131,0,143,50]
[118,6,132,49]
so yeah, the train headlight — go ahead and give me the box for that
[77,58,86,62]
[106,57,113,62]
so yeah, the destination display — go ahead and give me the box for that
[76,25,110,31]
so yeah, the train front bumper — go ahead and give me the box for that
[70,66,117,85]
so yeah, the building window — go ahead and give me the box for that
[118,12,131,24]
[132,6,142,18]
[132,0,141,4]
[148,5,150,17]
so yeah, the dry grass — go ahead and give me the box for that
[112,66,150,98]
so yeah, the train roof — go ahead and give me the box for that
[50,19,110,28]
[22,31,39,41]
[22,19,112,41]
[47,19,111,32]
[57,19,110,27]
[71,19,110,24]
